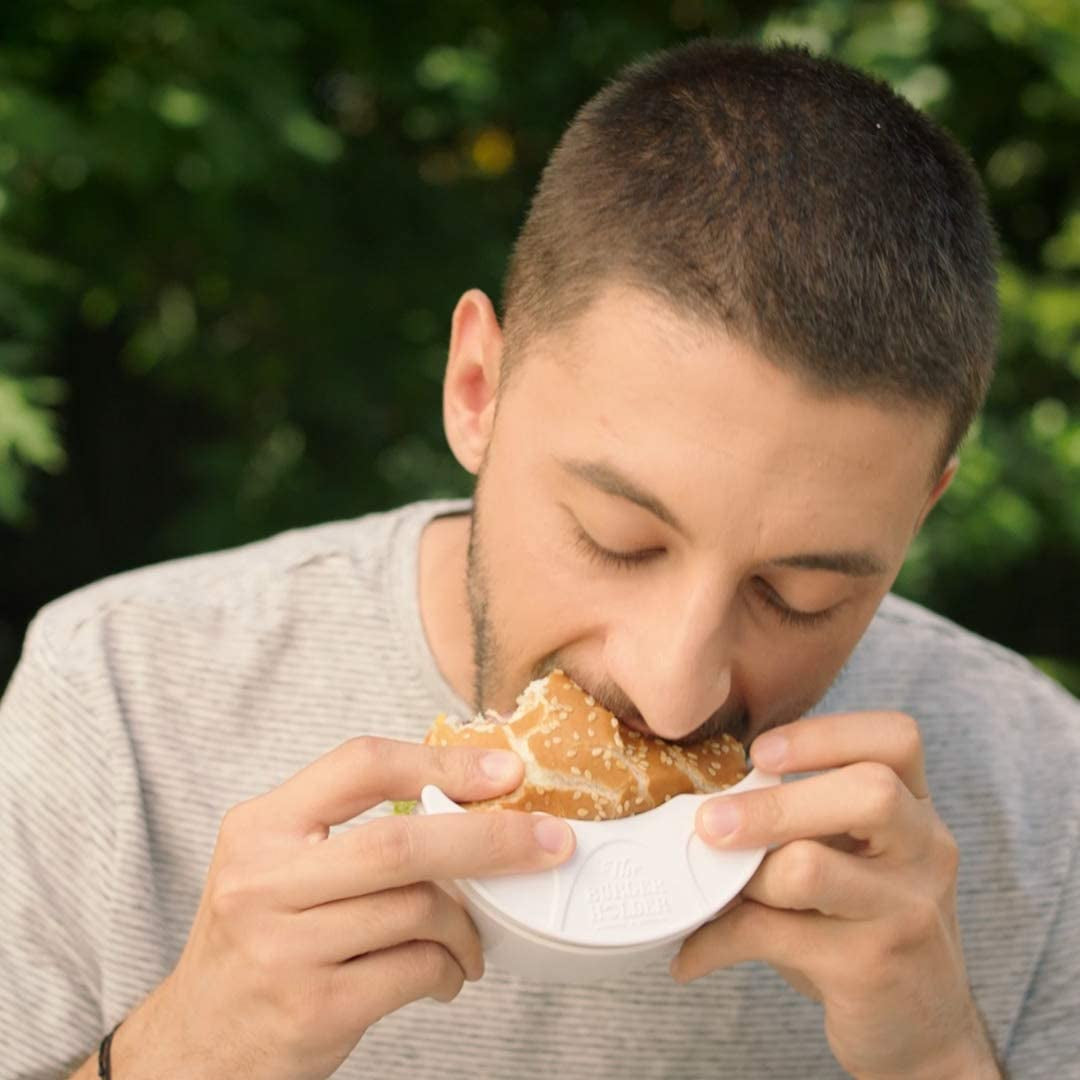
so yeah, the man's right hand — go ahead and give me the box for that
[103,736,575,1080]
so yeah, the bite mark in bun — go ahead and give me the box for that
[424,670,747,821]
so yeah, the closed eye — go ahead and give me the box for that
[572,521,840,629]
[753,578,837,629]
[572,525,661,569]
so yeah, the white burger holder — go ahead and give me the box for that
[419,767,780,984]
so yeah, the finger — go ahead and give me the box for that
[740,840,894,920]
[256,735,525,838]
[335,939,468,1030]
[277,807,576,909]
[749,711,928,798]
[301,882,485,981]
[671,898,839,985]
[696,761,926,856]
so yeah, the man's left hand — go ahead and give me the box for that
[671,711,1002,1080]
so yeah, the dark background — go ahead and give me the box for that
[1,0,1077,695]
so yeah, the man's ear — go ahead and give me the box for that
[913,455,959,535]
[442,289,504,476]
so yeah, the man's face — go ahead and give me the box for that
[464,284,946,747]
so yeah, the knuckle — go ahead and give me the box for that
[208,868,252,922]
[930,821,960,883]
[367,816,417,876]
[410,939,455,982]
[892,895,942,951]
[482,811,526,865]
[417,942,465,1001]
[219,799,258,844]
[755,786,788,836]
[400,881,442,926]
[426,741,458,776]
[429,741,478,784]
[782,840,825,898]
[344,734,383,773]
[889,711,924,763]
[856,761,904,824]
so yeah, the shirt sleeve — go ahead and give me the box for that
[0,614,113,1077]
[1003,808,1080,1076]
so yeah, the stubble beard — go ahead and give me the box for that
[465,492,497,713]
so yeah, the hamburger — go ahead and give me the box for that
[423,670,747,821]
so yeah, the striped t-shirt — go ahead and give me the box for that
[2,499,1077,1078]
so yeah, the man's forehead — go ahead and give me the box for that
[510,283,946,496]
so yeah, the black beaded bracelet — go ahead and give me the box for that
[97,1020,121,1080]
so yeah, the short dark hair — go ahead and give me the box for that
[500,38,1000,473]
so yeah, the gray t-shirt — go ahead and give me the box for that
[2,499,1077,1079]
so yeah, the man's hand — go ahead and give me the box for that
[106,736,574,1080]
[670,711,1002,1080]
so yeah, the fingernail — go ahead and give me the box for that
[751,732,787,770]
[701,799,740,841]
[480,751,520,782]
[534,815,572,855]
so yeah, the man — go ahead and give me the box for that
[2,37,1077,1080]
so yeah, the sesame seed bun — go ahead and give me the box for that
[423,670,747,821]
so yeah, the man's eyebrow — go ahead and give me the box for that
[558,458,686,534]
[769,550,887,577]
[558,457,888,577]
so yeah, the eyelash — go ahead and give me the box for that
[572,526,658,570]
[572,526,837,630]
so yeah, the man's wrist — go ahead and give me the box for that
[879,1030,1004,1080]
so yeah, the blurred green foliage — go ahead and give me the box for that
[0,0,1077,694]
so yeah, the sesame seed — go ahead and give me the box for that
[571,766,581,775]
[577,808,589,818]
[588,728,595,737]
[573,732,581,741]
[573,791,583,800]
[566,749,577,758]
[544,739,551,748]
[552,737,562,744]
[664,794,672,802]
[591,747,603,757]
[587,711,597,722]
[635,796,645,805]
[585,696,596,707]
[584,769,592,779]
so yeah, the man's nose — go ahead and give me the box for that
[605,580,735,742]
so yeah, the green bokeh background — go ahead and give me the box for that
[1,0,1077,694]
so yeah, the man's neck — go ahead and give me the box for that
[418,512,475,708]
